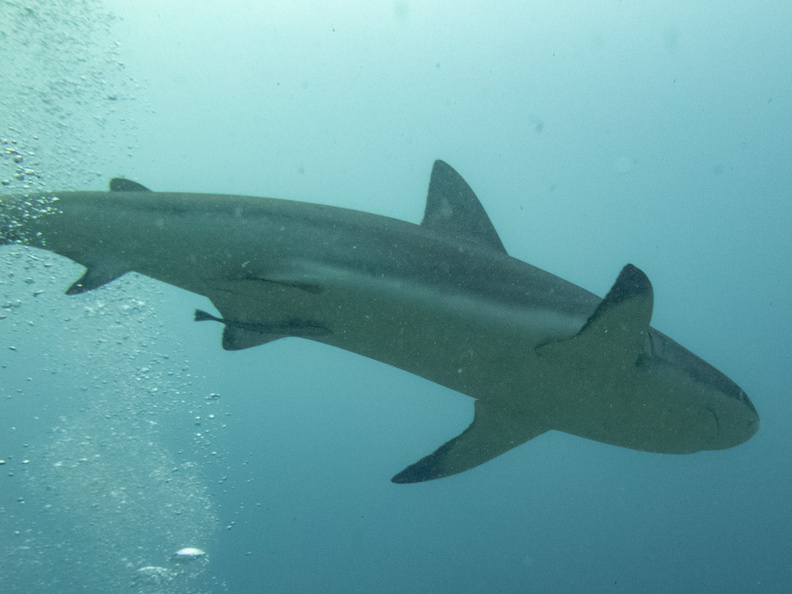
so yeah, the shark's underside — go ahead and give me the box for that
[0,161,758,482]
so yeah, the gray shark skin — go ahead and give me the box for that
[0,161,758,483]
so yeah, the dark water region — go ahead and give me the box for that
[1,1,790,592]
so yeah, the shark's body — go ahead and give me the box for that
[0,161,758,482]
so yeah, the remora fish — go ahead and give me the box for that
[0,161,758,482]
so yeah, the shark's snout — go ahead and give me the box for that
[707,388,759,450]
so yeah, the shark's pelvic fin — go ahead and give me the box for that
[537,264,653,367]
[65,264,129,295]
[194,308,284,350]
[421,160,508,254]
[223,324,281,351]
[110,178,152,192]
[392,400,546,483]
[196,302,331,351]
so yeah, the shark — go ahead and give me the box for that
[0,160,758,482]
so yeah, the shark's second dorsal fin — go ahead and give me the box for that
[110,178,152,192]
[421,160,507,254]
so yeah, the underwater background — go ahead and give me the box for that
[0,1,789,592]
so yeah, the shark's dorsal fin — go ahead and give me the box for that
[421,160,507,254]
[110,178,152,192]
[536,264,653,367]
[392,399,546,483]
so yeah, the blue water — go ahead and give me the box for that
[1,1,790,592]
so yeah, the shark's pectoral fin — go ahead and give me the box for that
[66,264,129,295]
[392,400,546,484]
[536,264,653,367]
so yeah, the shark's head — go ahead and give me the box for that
[712,383,759,449]
[689,359,759,451]
[646,330,759,451]
[537,265,759,456]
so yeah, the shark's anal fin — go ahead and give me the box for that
[65,265,128,295]
[391,400,546,484]
[110,178,152,192]
[536,264,653,367]
[421,160,508,254]
[195,308,331,351]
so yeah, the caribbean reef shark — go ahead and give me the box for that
[0,161,758,482]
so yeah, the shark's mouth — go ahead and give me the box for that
[707,406,722,437]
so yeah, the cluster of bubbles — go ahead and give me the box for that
[133,548,208,593]
[0,0,140,192]
[0,188,62,248]
[0,254,227,593]
[1,137,39,189]
[0,2,225,592]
